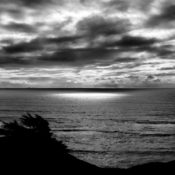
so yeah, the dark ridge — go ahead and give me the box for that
[0,114,175,174]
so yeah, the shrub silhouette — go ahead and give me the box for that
[0,113,98,174]
[0,113,68,152]
[1,113,51,137]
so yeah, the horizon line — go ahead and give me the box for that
[0,87,174,90]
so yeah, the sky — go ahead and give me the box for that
[0,0,175,88]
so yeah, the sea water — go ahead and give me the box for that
[0,89,175,168]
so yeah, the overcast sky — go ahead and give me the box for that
[0,0,175,88]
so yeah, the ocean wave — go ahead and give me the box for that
[53,129,175,137]
[135,120,175,125]
[71,150,175,156]
[139,133,175,137]
[91,118,175,125]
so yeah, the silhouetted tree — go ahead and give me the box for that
[0,113,67,152]
[0,113,98,174]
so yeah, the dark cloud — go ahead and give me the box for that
[47,35,83,44]
[1,33,157,68]
[0,0,53,8]
[127,74,161,87]
[116,36,157,48]
[0,5,24,19]
[2,35,82,54]
[0,39,14,45]
[143,75,161,85]
[3,40,42,54]
[156,73,175,77]
[147,4,175,27]
[77,15,129,38]
[0,56,31,66]
[160,66,175,70]
[147,75,155,80]
[38,48,141,67]
[104,0,129,11]
[1,45,119,67]
[18,0,52,7]
[99,35,157,50]
[156,48,174,58]
[104,0,153,13]
[135,0,153,11]
[147,44,175,59]
[114,57,138,63]
[39,48,118,65]
[0,0,56,22]
[1,22,37,34]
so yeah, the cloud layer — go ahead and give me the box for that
[0,0,175,88]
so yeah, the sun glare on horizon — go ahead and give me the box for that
[52,92,128,100]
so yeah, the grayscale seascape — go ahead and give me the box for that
[1,0,175,173]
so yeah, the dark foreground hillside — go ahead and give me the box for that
[0,114,174,174]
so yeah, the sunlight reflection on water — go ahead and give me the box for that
[52,92,128,100]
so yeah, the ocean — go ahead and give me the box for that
[0,88,175,168]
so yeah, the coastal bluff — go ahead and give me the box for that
[0,114,174,174]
